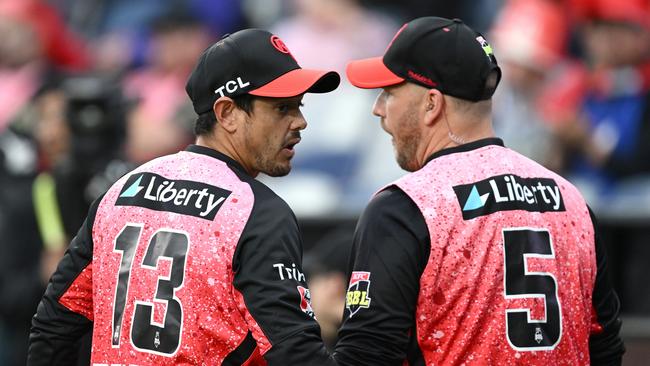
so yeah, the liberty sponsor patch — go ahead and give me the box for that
[297,286,315,318]
[453,174,565,220]
[346,271,371,317]
[116,172,231,220]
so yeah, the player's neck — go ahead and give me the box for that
[195,134,259,178]
[417,117,494,168]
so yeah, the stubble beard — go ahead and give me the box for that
[394,108,421,172]
[253,137,291,177]
[258,154,291,177]
[243,118,292,177]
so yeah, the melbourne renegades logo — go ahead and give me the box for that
[297,286,315,318]
[270,35,291,54]
[346,271,371,317]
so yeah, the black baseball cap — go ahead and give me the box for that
[186,29,341,114]
[346,17,501,101]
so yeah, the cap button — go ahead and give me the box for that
[452,18,463,23]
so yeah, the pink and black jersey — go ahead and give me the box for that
[29,145,336,365]
[334,138,624,365]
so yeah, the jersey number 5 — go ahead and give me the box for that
[112,224,189,356]
[503,228,562,351]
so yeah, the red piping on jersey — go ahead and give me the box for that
[590,304,604,334]
[58,263,94,321]
[242,346,265,365]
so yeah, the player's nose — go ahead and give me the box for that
[291,112,307,131]
[372,91,386,118]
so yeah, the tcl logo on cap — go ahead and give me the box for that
[214,77,251,97]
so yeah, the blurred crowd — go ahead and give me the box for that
[1,0,650,364]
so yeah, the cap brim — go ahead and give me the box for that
[249,69,340,97]
[346,57,404,89]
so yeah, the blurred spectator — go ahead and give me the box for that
[360,0,466,26]
[262,0,404,216]
[53,73,132,235]
[0,0,89,131]
[546,0,650,202]
[543,0,650,314]
[29,84,71,309]
[0,14,42,132]
[33,87,71,171]
[0,125,42,366]
[0,80,69,366]
[122,13,209,164]
[490,0,568,169]
[51,0,167,72]
[184,0,246,36]
[50,0,244,73]
[272,0,395,74]
[0,10,91,360]
[361,0,502,33]
[0,0,89,71]
[51,0,244,41]
[0,73,132,364]
[0,136,44,366]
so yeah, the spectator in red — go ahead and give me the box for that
[542,0,650,315]
[490,0,569,170]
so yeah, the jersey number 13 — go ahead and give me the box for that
[111,223,189,356]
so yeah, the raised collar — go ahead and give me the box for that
[425,137,504,164]
[185,144,249,177]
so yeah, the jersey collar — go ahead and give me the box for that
[185,144,249,176]
[424,137,504,165]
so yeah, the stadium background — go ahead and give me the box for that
[0,0,649,364]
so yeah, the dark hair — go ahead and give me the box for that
[193,93,256,136]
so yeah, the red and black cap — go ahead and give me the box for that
[347,17,501,102]
[186,29,340,114]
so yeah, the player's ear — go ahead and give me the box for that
[424,88,444,126]
[213,97,241,133]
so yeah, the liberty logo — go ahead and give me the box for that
[462,185,490,211]
[120,176,144,198]
[116,173,231,220]
[454,174,565,220]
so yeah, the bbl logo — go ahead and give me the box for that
[346,271,372,317]
[297,286,315,318]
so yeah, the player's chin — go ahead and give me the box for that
[264,160,292,177]
[396,152,418,172]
